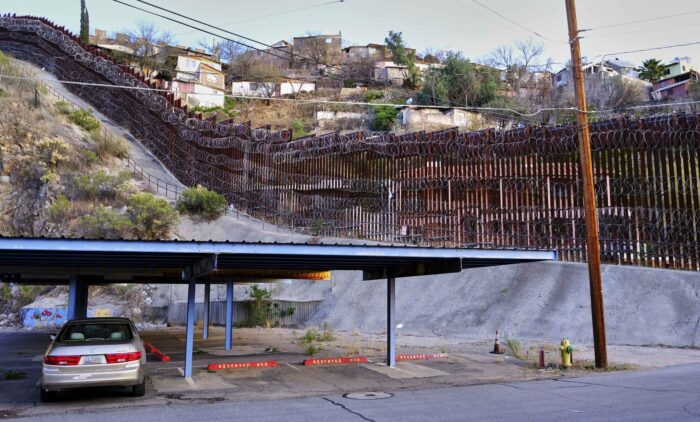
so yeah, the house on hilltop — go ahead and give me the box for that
[651,57,699,101]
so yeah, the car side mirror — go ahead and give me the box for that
[50,335,56,341]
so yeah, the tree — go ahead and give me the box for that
[385,31,420,88]
[79,0,89,44]
[419,53,501,107]
[585,75,647,112]
[487,39,546,91]
[125,21,174,79]
[637,59,666,83]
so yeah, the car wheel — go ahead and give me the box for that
[131,378,146,397]
[40,388,57,403]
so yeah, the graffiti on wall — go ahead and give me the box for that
[21,307,114,329]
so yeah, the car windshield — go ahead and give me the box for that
[58,323,133,342]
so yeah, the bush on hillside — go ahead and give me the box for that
[78,205,134,239]
[371,105,399,131]
[47,195,72,223]
[69,108,100,131]
[73,169,131,200]
[292,119,308,139]
[364,90,384,102]
[127,192,179,239]
[91,129,130,159]
[176,185,228,221]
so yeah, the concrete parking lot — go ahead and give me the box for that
[3,326,700,419]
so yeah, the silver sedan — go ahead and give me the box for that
[40,317,147,402]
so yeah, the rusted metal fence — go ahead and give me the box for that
[2,16,698,271]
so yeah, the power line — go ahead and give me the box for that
[581,10,700,32]
[173,0,343,36]
[467,0,569,44]
[589,41,700,60]
[0,72,584,117]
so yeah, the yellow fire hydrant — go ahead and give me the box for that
[559,339,573,369]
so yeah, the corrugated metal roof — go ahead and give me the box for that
[0,236,556,283]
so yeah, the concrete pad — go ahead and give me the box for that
[150,369,235,392]
[361,361,450,379]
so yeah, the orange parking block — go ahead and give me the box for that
[396,353,448,361]
[208,360,279,371]
[303,356,368,366]
[143,340,171,362]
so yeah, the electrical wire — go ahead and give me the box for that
[173,0,343,36]
[588,41,700,60]
[580,10,700,32]
[0,72,576,116]
[467,0,569,45]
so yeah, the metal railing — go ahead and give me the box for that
[125,156,183,201]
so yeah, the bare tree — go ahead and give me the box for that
[125,21,174,79]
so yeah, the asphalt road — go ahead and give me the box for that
[8,363,700,421]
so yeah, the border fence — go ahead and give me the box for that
[1,15,698,271]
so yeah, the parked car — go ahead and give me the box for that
[40,317,146,402]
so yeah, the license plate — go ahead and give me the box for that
[81,354,105,365]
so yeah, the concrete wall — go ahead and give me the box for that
[306,262,700,347]
[401,108,484,131]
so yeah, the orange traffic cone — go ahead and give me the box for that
[491,330,504,354]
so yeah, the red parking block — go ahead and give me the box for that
[208,360,279,371]
[303,356,368,366]
[142,341,171,363]
[396,353,448,361]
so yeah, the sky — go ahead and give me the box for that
[3,0,699,71]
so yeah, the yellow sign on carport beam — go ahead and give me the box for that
[211,269,331,281]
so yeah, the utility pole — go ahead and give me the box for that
[565,0,607,369]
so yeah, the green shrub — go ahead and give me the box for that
[55,100,72,115]
[91,130,130,159]
[83,150,98,166]
[371,105,399,131]
[73,169,131,200]
[35,137,72,169]
[79,205,134,239]
[126,192,179,239]
[364,89,384,102]
[69,108,100,131]
[292,119,308,139]
[176,185,228,221]
[48,195,72,222]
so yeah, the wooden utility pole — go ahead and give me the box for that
[565,0,607,369]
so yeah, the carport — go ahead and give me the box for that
[0,237,556,378]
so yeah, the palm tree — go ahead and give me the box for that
[637,59,666,82]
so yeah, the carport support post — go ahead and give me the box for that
[184,280,196,378]
[225,282,233,350]
[203,283,210,340]
[387,277,396,368]
[67,276,89,320]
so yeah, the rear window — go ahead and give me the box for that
[58,323,133,342]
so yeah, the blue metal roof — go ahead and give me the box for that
[0,237,556,282]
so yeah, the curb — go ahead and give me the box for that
[396,353,448,361]
[143,341,171,363]
[208,360,279,371]
[303,356,368,366]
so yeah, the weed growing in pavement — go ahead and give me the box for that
[305,343,322,357]
[1,370,26,380]
[506,338,526,359]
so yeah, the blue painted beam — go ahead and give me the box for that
[184,281,196,378]
[67,276,78,320]
[387,277,396,368]
[67,277,88,320]
[225,282,233,350]
[203,283,210,340]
